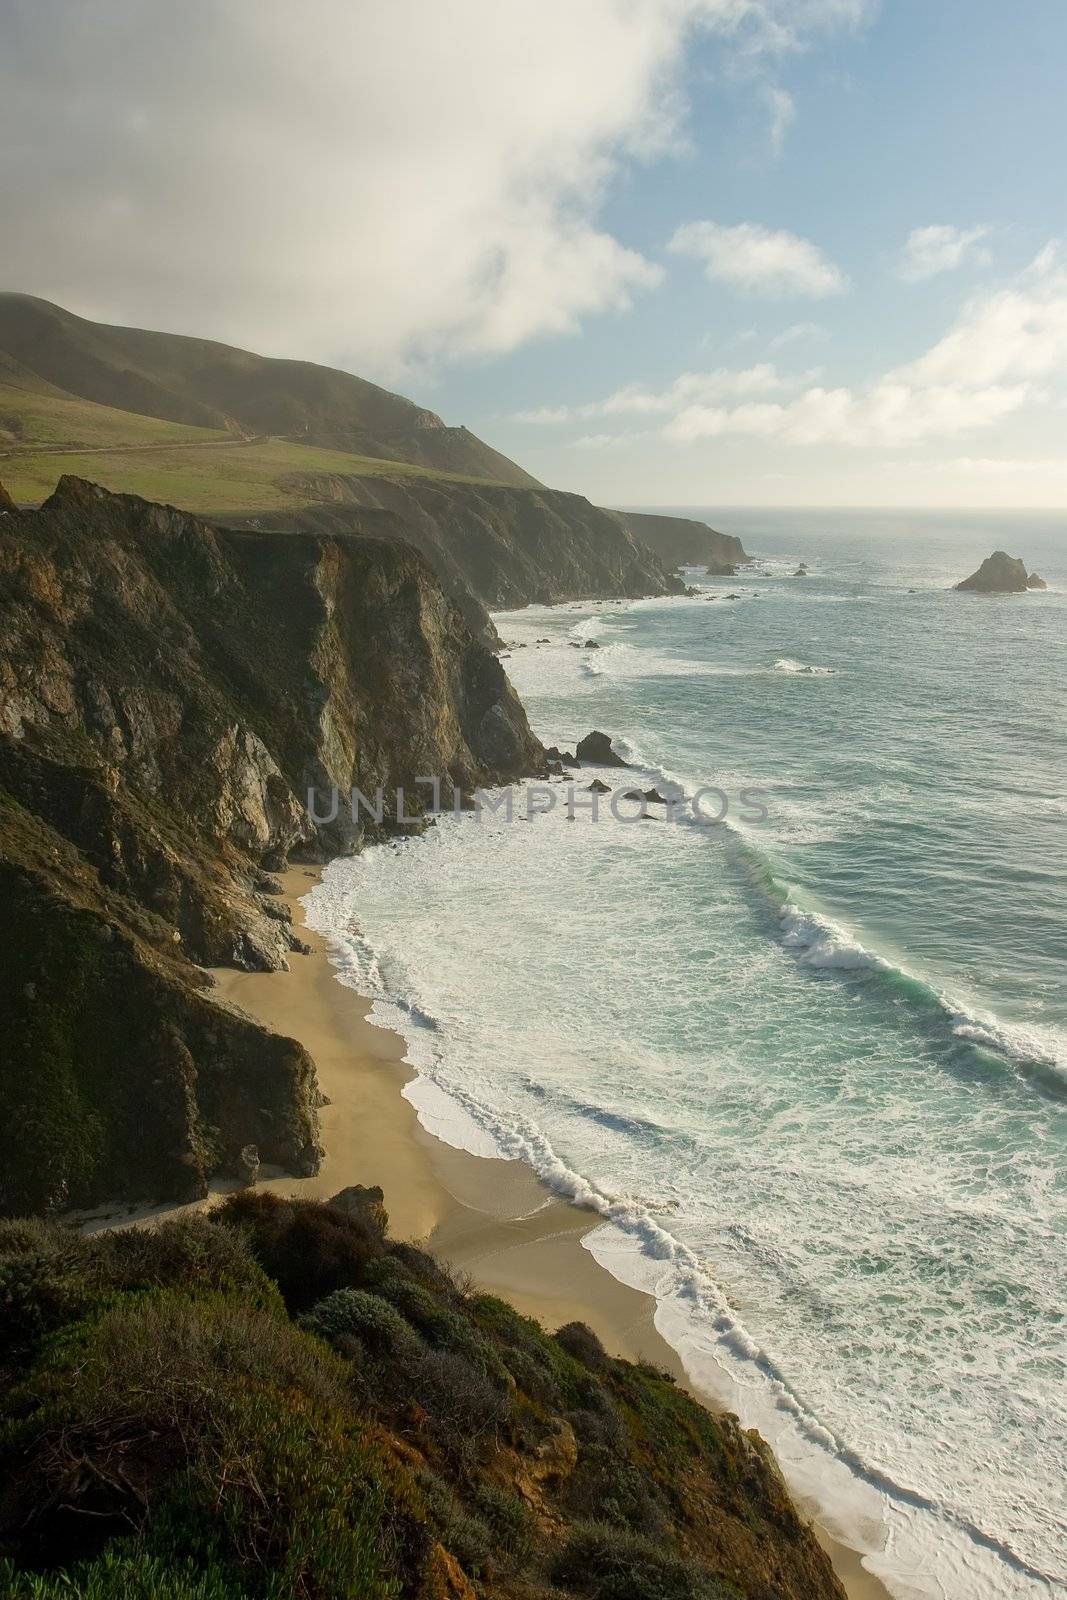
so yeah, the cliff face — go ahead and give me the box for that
[0,477,541,1212]
[244,473,686,638]
[611,510,749,572]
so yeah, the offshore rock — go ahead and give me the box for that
[955,551,1030,592]
[576,730,628,767]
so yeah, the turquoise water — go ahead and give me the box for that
[307,510,1067,1600]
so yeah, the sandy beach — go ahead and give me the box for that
[207,867,892,1600]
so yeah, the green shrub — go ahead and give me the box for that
[365,1259,504,1378]
[469,1480,534,1567]
[86,1217,278,1308]
[471,1293,603,1411]
[416,1474,493,1577]
[0,1546,245,1598]
[555,1319,610,1372]
[551,1521,731,1600]
[563,1443,664,1534]
[410,1349,511,1455]
[300,1288,424,1362]
[217,1193,386,1312]
[0,1221,96,1357]
[0,1292,409,1596]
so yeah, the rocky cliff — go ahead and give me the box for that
[0,477,542,1212]
[237,474,686,643]
[611,509,749,572]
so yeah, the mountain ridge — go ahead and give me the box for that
[0,292,540,486]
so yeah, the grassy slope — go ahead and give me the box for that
[0,293,540,487]
[0,382,500,510]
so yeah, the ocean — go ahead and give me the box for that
[304,508,1067,1600]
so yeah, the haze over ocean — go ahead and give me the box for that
[307,510,1067,1600]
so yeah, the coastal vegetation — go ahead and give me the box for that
[0,1191,844,1598]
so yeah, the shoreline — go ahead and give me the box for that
[206,867,893,1600]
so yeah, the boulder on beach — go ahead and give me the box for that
[1027,572,1048,590]
[576,730,628,767]
[587,778,611,793]
[955,552,1032,593]
[644,788,668,804]
[235,1143,261,1188]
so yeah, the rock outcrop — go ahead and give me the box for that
[955,551,1036,592]
[1027,571,1048,589]
[610,509,748,571]
[576,730,628,767]
[0,478,542,1212]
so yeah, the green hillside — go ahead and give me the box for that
[0,380,503,511]
[0,293,539,487]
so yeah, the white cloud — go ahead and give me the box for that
[763,86,796,155]
[571,432,646,451]
[550,247,1067,450]
[897,224,991,283]
[769,320,828,348]
[0,0,872,377]
[668,221,848,297]
[898,456,1067,476]
[514,363,796,423]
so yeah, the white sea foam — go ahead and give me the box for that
[780,901,894,971]
[774,656,836,675]
[302,554,1067,1600]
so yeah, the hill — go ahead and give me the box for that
[613,509,749,572]
[0,298,702,627]
[0,292,539,486]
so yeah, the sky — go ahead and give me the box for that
[3,0,1067,507]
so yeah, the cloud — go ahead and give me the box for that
[896,456,1067,476]
[536,248,1067,450]
[897,224,991,283]
[763,86,796,155]
[514,364,796,423]
[769,320,828,348]
[668,221,848,297]
[0,0,872,377]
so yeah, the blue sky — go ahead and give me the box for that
[436,1,1067,505]
[5,0,1067,506]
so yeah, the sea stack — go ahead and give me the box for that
[576,730,629,767]
[955,552,1039,593]
[1027,571,1048,589]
